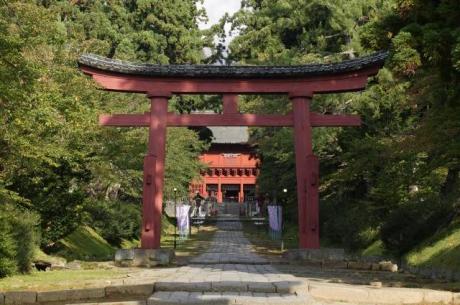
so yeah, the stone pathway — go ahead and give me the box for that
[148,216,315,305]
[189,219,268,264]
[48,213,455,305]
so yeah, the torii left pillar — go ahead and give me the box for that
[291,93,320,248]
[141,95,168,249]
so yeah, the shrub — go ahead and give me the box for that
[0,204,40,276]
[10,211,40,273]
[380,195,452,256]
[83,200,141,246]
[0,213,16,277]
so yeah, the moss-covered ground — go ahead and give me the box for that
[55,226,115,261]
[405,219,460,272]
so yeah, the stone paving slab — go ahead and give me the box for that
[148,291,311,305]
[189,220,268,265]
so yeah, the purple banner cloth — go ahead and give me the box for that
[268,205,282,231]
[176,205,190,236]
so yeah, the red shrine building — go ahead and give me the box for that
[190,127,259,203]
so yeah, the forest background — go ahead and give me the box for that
[0,0,459,277]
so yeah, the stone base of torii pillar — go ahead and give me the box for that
[114,248,175,267]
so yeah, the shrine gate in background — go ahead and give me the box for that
[79,52,386,249]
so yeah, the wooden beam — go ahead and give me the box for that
[167,113,293,126]
[82,66,378,95]
[223,94,239,114]
[99,112,361,127]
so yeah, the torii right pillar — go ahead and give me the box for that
[291,93,320,248]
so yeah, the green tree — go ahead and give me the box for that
[1,0,211,257]
[227,0,459,254]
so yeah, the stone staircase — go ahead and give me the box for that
[147,276,312,304]
[68,217,313,305]
[145,217,313,304]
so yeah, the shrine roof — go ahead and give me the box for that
[78,51,387,79]
[209,126,249,144]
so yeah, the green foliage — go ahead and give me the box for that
[1,0,457,269]
[0,204,40,277]
[10,211,40,273]
[405,218,460,272]
[83,200,141,247]
[0,0,210,261]
[56,226,115,261]
[228,0,460,257]
[0,210,16,278]
[380,195,452,256]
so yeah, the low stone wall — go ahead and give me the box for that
[1,284,154,305]
[115,248,174,267]
[283,248,346,262]
[402,262,460,282]
[283,249,399,272]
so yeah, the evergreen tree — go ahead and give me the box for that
[0,0,210,254]
[227,0,459,254]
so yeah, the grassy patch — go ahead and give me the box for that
[0,269,129,292]
[56,226,115,261]
[120,238,140,249]
[361,240,385,257]
[405,219,460,271]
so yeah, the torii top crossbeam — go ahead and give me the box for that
[78,52,386,250]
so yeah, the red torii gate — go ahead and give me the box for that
[79,52,386,249]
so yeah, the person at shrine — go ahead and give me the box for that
[193,191,205,216]
[207,191,218,216]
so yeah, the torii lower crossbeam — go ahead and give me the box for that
[99,113,361,127]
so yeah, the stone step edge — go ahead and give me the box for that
[152,282,460,305]
[188,261,272,265]
[147,291,310,305]
[153,281,306,294]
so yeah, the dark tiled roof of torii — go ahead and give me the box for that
[78,51,388,79]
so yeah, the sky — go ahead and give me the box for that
[198,0,241,30]
[198,0,241,55]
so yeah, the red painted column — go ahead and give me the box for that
[217,178,222,203]
[141,95,169,249]
[291,94,320,249]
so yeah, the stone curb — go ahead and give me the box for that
[154,281,306,294]
[1,283,154,305]
[4,291,37,305]
[37,287,105,303]
[308,282,458,305]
